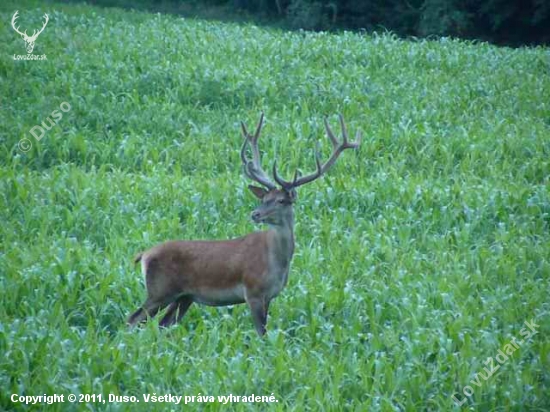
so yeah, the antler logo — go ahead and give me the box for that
[11,11,49,54]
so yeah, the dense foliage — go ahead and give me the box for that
[235,0,550,45]
[238,0,550,45]
[2,0,549,410]
[89,0,550,45]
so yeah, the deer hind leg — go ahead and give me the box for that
[159,296,193,328]
[128,255,174,327]
[127,297,168,327]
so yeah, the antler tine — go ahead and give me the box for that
[272,160,298,189]
[273,148,323,190]
[240,127,261,182]
[339,114,348,144]
[353,130,363,148]
[324,117,339,148]
[275,114,360,191]
[272,160,284,187]
[252,112,264,143]
[240,113,277,190]
[338,113,362,148]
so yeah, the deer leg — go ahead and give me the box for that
[127,297,167,327]
[159,296,193,328]
[247,296,270,336]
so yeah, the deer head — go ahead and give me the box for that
[11,11,49,54]
[240,113,362,226]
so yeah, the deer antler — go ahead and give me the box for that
[273,114,361,191]
[28,13,49,41]
[11,11,27,38]
[240,113,277,190]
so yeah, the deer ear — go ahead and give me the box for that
[248,185,268,199]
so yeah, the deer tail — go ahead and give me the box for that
[133,252,143,264]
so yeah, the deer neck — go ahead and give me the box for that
[266,210,295,269]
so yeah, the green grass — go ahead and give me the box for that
[1,1,549,410]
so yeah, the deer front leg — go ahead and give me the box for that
[246,294,270,336]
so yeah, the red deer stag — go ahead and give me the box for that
[128,113,361,335]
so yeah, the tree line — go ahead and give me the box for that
[219,0,549,46]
